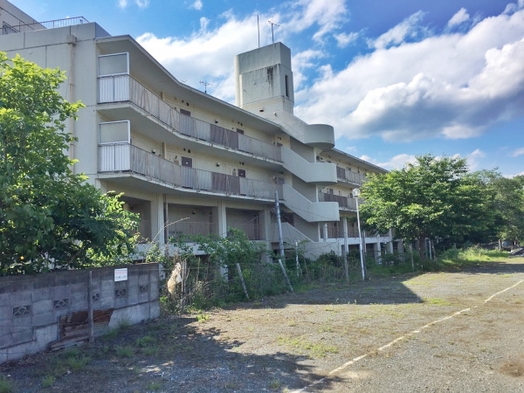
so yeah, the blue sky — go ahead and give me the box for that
[10,0,524,176]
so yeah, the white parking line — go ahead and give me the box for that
[290,279,524,393]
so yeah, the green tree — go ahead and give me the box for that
[0,53,138,275]
[488,173,524,246]
[359,154,492,259]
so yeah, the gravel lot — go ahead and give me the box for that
[2,258,524,392]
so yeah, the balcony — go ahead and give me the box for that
[336,167,366,186]
[99,143,281,200]
[319,192,357,211]
[321,222,360,239]
[98,75,281,162]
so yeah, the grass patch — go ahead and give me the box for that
[148,381,163,391]
[115,345,134,358]
[195,311,210,323]
[41,375,55,388]
[0,377,14,393]
[135,335,155,348]
[277,336,338,358]
[424,298,452,306]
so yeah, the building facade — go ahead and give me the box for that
[0,0,400,261]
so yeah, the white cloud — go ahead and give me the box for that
[135,0,150,8]
[137,12,260,101]
[462,149,485,171]
[370,11,426,49]
[118,0,150,9]
[137,0,348,98]
[511,147,524,157]
[191,0,203,11]
[359,153,417,170]
[448,8,470,28]
[295,4,524,143]
[285,0,349,43]
[334,31,359,47]
[135,0,524,150]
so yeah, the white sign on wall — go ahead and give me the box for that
[114,268,128,282]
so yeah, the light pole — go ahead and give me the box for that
[353,188,366,281]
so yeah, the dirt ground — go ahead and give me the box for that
[2,258,524,392]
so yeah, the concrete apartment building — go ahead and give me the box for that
[0,0,399,261]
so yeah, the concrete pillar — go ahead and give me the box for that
[217,201,227,238]
[323,223,328,242]
[374,242,382,264]
[387,229,394,254]
[153,195,165,244]
[342,217,349,256]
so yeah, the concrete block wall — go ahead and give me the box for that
[0,263,160,364]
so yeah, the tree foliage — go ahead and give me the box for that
[359,155,493,257]
[0,53,138,275]
[484,172,524,245]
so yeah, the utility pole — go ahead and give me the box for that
[275,190,293,292]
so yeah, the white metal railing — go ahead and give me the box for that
[336,166,367,185]
[1,17,88,35]
[98,143,281,200]
[321,222,361,239]
[98,75,281,162]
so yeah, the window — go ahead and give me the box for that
[98,53,129,76]
[285,75,289,98]
[238,169,246,178]
[180,109,191,117]
[99,121,130,144]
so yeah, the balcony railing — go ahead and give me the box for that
[99,143,281,200]
[336,166,366,186]
[98,75,281,162]
[168,220,262,240]
[321,222,360,239]
[1,17,89,35]
[319,192,357,210]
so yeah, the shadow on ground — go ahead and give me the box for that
[0,316,342,392]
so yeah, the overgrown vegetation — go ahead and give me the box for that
[359,155,524,260]
[153,226,519,314]
[0,53,139,275]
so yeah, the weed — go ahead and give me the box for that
[277,336,338,358]
[0,377,14,393]
[268,379,281,390]
[41,375,55,388]
[148,381,162,391]
[135,335,155,348]
[196,311,210,323]
[116,345,134,358]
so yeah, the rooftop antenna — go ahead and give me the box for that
[199,80,213,94]
[257,15,260,48]
[268,20,279,44]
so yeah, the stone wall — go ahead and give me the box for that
[0,264,160,363]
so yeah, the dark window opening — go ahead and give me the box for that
[181,157,192,167]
